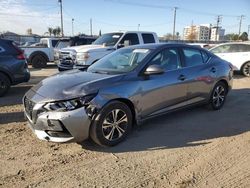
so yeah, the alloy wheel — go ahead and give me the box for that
[102,109,128,141]
[212,85,225,108]
[242,62,250,77]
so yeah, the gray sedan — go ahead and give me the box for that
[23,43,233,146]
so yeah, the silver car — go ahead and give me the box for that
[23,44,233,146]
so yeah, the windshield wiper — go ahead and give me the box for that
[91,70,110,74]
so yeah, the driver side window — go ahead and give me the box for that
[119,34,139,46]
[150,48,181,71]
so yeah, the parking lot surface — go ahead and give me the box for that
[0,66,249,188]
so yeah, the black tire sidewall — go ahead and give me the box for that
[0,73,11,97]
[210,82,227,110]
[32,55,47,68]
[90,101,132,146]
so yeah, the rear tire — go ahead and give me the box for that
[241,62,250,77]
[0,73,11,97]
[90,101,132,147]
[209,81,227,110]
[31,55,47,68]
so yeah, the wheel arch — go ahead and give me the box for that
[0,70,13,84]
[216,79,229,94]
[29,51,49,63]
[101,98,137,126]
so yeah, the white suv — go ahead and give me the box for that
[209,42,250,76]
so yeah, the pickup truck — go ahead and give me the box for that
[21,38,59,68]
[54,36,97,63]
[58,31,159,71]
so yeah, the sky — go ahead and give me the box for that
[0,0,249,37]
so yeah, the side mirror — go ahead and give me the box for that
[144,65,164,75]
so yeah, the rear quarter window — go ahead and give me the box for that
[183,48,205,67]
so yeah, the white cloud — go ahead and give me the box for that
[0,0,70,35]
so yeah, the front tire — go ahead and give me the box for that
[241,62,250,77]
[209,82,227,110]
[0,73,11,97]
[90,101,132,147]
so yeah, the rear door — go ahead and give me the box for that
[210,44,250,70]
[139,47,188,117]
[180,47,216,103]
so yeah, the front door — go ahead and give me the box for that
[138,48,188,118]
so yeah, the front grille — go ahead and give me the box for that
[24,97,35,120]
[59,51,75,65]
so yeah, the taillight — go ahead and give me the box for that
[17,53,26,60]
[12,42,26,60]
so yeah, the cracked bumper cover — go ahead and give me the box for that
[24,106,92,143]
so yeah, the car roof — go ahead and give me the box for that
[125,43,206,50]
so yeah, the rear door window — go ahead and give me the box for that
[142,34,155,44]
[183,48,204,67]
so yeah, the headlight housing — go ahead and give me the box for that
[44,94,96,112]
[76,52,90,65]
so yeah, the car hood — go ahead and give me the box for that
[30,69,124,102]
[61,45,115,53]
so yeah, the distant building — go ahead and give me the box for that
[210,27,225,41]
[183,24,225,41]
[183,24,210,41]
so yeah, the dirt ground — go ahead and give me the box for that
[0,65,249,188]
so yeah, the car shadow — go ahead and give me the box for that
[80,88,250,153]
[0,111,25,124]
[0,76,47,106]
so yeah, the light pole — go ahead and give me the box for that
[72,18,74,36]
[172,7,178,40]
[58,0,64,37]
[137,24,140,31]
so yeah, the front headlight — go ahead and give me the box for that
[44,94,96,112]
[76,52,90,64]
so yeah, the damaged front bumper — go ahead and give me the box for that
[24,101,92,143]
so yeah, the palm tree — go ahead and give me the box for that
[56,27,61,36]
[48,27,53,36]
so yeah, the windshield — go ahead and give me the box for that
[88,48,151,74]
[56,41,70,49]
[93,33,123,46]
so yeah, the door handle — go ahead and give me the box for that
[210,67,216,73]
[178,74,186,81]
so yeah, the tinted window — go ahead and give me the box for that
[75,39,87,46]
[238,44,250,52]
[51,40,59,47]
[150,48,181,71]
[119,34,139,45]
[201,50,209,62]
[183,48,204,67]
[142,34,155,44]
[210,44,250,53]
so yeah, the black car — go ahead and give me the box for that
[0,39,30,97]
